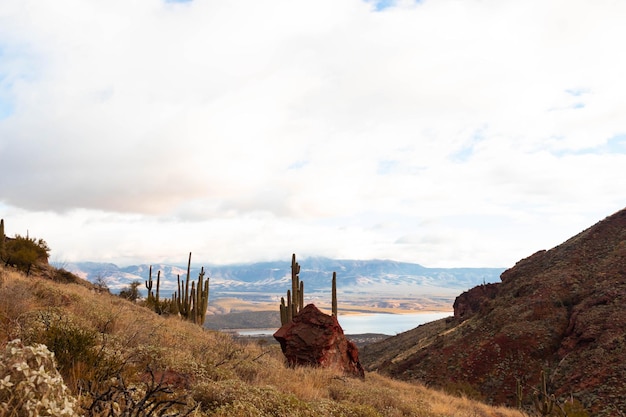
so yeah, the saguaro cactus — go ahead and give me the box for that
[532,370,556,416]
[279,254,305,325]
[0,218,5,258]
[332,271,338,317]
[145,266,164,314]
[172,253,210,326]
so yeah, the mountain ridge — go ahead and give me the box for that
[361,208,626,415]
[61,258,504,304]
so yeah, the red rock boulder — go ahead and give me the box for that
[273,304,365,378]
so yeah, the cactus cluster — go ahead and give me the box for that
[279,254,339,325]
[516,370,561,416]
[144,253,210,325]
[171,252,210,326]
[145,266,166,315]
[279,254,304,325]
[532,370,556,416]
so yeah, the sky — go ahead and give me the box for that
[1,0,625,268]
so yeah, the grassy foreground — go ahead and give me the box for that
[0,265,521,417]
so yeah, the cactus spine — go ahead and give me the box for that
[332,271,338,317]
[172,252,210,326]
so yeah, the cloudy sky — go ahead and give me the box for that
[1,0,625,268]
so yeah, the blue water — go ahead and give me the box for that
[338,312,451,335]
[237,312,451,336]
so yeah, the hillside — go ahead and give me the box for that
[0,262,522,417]
[361,208,626,416]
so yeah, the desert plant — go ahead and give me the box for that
[145,266,171,315]
[145,266,160,304]
[332,271,338,317]
[171,253,210,325]
[119,281,142,302]
[93,274,110,294]
[0,219,5,260]
[532,370,557,416]
[84,366,194,417]
[2,234,50,275]
[279,255,340,324]
[279,253,305,325]
[21,309,100,383]
[0,339,80,417]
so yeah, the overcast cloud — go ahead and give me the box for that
[1,0,625,267]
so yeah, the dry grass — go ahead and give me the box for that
[0,264,524,417]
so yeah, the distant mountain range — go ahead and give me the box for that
[60,258,504,303]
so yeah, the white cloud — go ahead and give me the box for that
[1,0,626,267]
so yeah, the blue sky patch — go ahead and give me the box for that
[367,0,423,12]
[565,87,590,97]
[552,134,626,157]
[0,99,13,120]
[373,0,395,11]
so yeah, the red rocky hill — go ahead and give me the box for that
[361,208,626,415]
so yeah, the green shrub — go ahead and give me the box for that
[21,309,98,380]
[2,235,50,275]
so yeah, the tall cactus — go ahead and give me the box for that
[532,370,556,416]
[145,266,163,314]
[145,265,154,302]
[291,253,302,315]
[0,218,5,259]
[171,252,210,326]
[279,254,305,325]
[332,271,338,317]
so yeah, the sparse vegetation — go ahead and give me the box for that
[0,262,524,417]
[279,253,304,325]
[279,253,339,325]
[170,253,210,326]
[118,280,141,302]
[2,234,50,276]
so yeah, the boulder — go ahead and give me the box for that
[273,304,365,378]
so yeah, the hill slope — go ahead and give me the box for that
[361,208,626,415]
[0,263,522,417]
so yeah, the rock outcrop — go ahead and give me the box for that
[273,304,365,378]
[453,283,499,321]
[361,207,626,415]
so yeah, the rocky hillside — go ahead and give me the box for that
[361,208,626,416]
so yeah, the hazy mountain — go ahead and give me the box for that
[61,258,504,302]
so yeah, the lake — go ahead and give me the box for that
[236,311,452,336]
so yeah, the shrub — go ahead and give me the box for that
[119,281,141,302]
[2,235,50,275]
[20,309,99,385]
[0,339,79,417]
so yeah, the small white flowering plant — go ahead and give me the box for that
[0,339,79,417]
